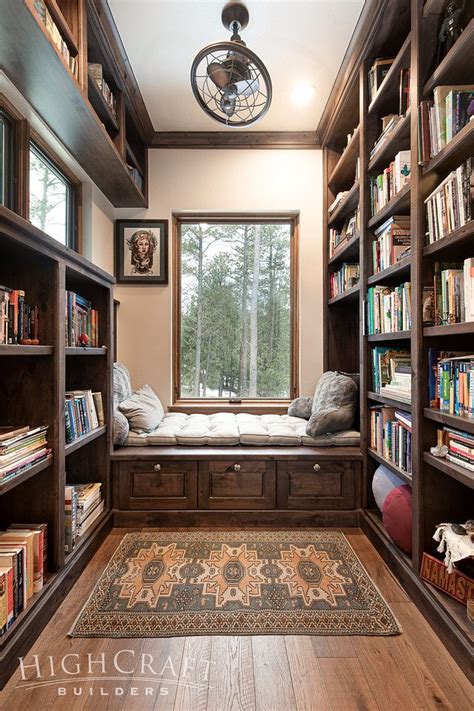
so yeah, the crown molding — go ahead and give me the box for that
[150,131,320,149]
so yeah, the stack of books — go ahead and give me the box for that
[433,260,474,325]
[32,1,78,77]
[425,159,472,244]
[371,347,411,401]
[89,63,117,118]
[0,285,40,345]
[418,85,474,162]
[329,208,360,258]
[428,350,474,416]
[65,291,100,347]
[372,215,411,273]
[369,151,411,216]
[329,263,360,298]
[0,426,50,485]
[368,57,395,102]
[65,483,104,553]
[370,407,412,474]
[442,427,474,472]
[0,523,47,634]
[367,282,412,334]
[65,391,104,444]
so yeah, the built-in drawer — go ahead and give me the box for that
[198,460,276,509]
[277,460,359,510]
[117,461,198,509]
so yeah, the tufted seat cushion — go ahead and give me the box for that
[124,412,359,447]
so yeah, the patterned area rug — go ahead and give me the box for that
[69,531,401,637]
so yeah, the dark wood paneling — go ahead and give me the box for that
[118,461,198,510]
[277,461,359,510]
[199,461,276,510]
[151,132,320,149]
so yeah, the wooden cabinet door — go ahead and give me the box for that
[118,461,198,510]
[277,460,359,510]
[199,460,276,509]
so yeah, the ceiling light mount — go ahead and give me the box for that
[190,1,272,127]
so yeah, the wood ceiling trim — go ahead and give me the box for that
[150,131,321,149]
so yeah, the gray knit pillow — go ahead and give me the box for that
[306,371,357,437]
[288,395,313,419]
[119,384,164,433]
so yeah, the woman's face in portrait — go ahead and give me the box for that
[136,235,150,256]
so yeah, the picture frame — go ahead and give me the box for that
[115,219,169,284]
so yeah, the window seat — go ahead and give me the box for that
[124,412,360,448]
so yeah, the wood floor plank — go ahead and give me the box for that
[345,533,409,603]
[207,636,255,711]
[318,658,381,711]
[252,636,296,711]
[172,636,212,711]
[285,636,330,711]
[310,635,356,658]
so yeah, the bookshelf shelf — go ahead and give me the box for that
[328,181,360,225]
[65,425,107,456]
[88,69,120,133]
[424,408,474,435]
[367,391,412,411]
[424,452,474,489]
[423,221,474,257]
[368,110,411,173]
[368,448,412,486]
[328,283,360,305]
[0,454,53,496]
[424,582,474,643]
[368,33,411,116]
[368,183,411,228]
[367,256,411,285]
[328,234,360,265]
[328,126,360,189]
[0,345,53,356]
[423,322,474,337]
[423,19,474,96]
[423,122,474,177]
[43,0,79,55]
[65,347,108,356]
[367,330,411,341]
[64,508,112,565]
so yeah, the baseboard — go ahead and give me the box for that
[112,509,361,527]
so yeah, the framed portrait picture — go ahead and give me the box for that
[115,219,169,284]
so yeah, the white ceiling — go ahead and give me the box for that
[108,0,365,132]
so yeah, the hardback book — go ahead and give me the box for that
[0,426,29,443]
[0,531,35,600]
[0,547,24,617]
[0,566,14,631]
[7,525,46,593]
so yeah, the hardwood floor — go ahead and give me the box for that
[0,528,471,711]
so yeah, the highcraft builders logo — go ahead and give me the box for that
[14,650,216,698]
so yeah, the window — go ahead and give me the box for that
[175,217,298,401]
[0,111,14,208]
[29,142,74,247]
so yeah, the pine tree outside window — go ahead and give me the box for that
[175,216,298,403]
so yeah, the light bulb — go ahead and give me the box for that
[291,82,315,106]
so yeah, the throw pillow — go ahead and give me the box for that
[288,395,313,419]
[113,409,130,446]
[119,384,164,433]
[306,371,357,437]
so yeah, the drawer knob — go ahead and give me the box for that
[154,463,162,472]
[313,463,321,472]
[233,463,241,472]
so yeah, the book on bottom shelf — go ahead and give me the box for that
[65,483,104,554]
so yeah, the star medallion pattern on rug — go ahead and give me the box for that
[70,531,401,637]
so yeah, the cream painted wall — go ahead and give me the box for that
[115,148,323,408]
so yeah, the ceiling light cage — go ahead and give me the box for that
[190,2,272,127]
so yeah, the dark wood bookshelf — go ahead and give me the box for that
[368,33,411,116]
[321,0,473,680]
[368,183,411,228]
[368,448,413,486]
[44,0,79,55]
[328,181,360,225]
[424,452,474,489]
[65,425,107,455]
[368,110,411,173]
[424,408,474,435]
[423,221,474,257]
[423,18,474,95]
[125,140,144,177]
[328,283,360,305]
[0,345,53,355]
[328,126,360,189]
[87,69,120,133]
[0,455,54,496]
[65,346,108,355]
[367,255,411,285]
[328,234,360,265]
[64,508,111,564]
[0,206,113,687]
[367,391,412,411]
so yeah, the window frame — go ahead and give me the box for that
[172,213,299,412]
[0,108,15,210]
[28,132,81,251]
